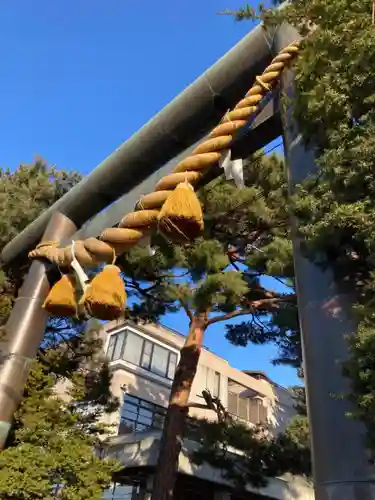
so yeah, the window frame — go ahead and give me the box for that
[106,327,178,380]
[197,365,221,398]
[227,385,267,425]
[119,394,167,434]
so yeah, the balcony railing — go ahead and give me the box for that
[227,391,267,425]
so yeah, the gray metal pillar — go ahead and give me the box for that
[0,212,77,449]
[275,23,375,499]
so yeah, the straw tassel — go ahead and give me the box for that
[80,264,126,321]
[43,274,78,317]
[157,181,204,243]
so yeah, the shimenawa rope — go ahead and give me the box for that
[29,41,300,268]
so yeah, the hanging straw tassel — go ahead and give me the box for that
[157,181,204,243]
[80,250,126,320]
[43,274,78,317]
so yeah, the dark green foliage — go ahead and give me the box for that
[233,0,375,454]
[0,158,82,328]
[121,152,306,490]
[0,157,80,252]
[0,355,120,500]
[188,382,310,490]
[189,417,310,490]
[120,152,299,368]
[225,302,301,368]
[0,160,120,497]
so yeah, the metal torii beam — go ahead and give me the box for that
[70,98,280,244]
[2,23,280,266]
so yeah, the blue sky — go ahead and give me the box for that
[1,0,299,387]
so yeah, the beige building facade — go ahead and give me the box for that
[99,319,313,500]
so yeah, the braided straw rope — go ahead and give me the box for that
[29,41,300,268]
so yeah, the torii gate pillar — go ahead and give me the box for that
[275,23,375,500]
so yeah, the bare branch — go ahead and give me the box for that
[186,402,211,409]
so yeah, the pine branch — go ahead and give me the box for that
[125,278,161,296]
[186,402,210,409]
[207,295,296,326]
[179,299,193,322]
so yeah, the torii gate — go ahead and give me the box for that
[0,20,374,500]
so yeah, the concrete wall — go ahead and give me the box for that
[100,320,297,436]
[105,431,314,500]
[55,320,311,499]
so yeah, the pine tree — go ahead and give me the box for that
[186,373,309,490]
[0,158,81,331]
[0,332,120,500]
[0,159,121,497]
[119,151,300,499]
[189,413,310,490]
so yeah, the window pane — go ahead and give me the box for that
[213,372,220,398]
[112,333,125,361]
[228,392,237,415]
[119,394,166,435]
[150,344,169,377]
[206,368,214,392]
[167,353,177,379]
[107,335,116,360]
[140,399,155,410]
[123,409,137,420]
[139,407,153,418]
[248,399,258,423]
[141,340,153,369]
[122,331,143,366]
[138,414,153,425]
[259,401,267,424]
[238,397,248,420]
[125,394,139,405]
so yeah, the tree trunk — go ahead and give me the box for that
[151,313,207,500]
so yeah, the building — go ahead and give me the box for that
[98,319,313,500]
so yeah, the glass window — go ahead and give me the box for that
[125,394,140,405]
[247,399,257,423]
[119,394,167,435]
[258,400,268,424]
[167,352,177,380]
[228,392,237,415]
[150,344,169,377]
[107,329,178,380]
[106,335,116,361]
[206,367,214,392]
[141,340,153,369]
[213,371,220,398]
[112,332,125,361]
[122,331,143,366]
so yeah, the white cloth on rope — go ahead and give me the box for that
[137,234,156,257]
[219,149,245,189]
[70,240,90,291]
